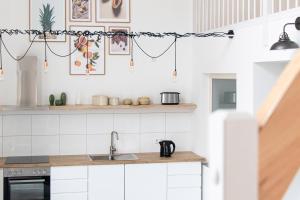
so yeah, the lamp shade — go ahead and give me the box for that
[270,32,299,50]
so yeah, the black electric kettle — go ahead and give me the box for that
[159,140,176,157]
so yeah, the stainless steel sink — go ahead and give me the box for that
[89,154,138,161]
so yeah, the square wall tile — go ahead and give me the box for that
[3,136,31,157]
[114,114,139,134]
[87,134,110,154]
[60,115,86,135]
[87,114,113,134]
[140,133,165,153]
[3,115,31,136]
[0,137,3,157]
[32,136,59,156]
[140,113,165,133]
[60,135,86,155]
[166,133,192,151]
[116,134,139,153]
[166,113,192,133]
[32,115,59,136]
[0,116,2,136]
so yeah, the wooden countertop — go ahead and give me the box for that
[0,152,206,168]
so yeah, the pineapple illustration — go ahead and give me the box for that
[39,3,57,39]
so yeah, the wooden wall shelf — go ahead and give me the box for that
[0,104,197,113]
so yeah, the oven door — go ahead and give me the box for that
[4,176,50,200]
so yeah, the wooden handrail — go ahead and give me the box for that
[258,50,300,200]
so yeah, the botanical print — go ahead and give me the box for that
[109,27,130,55]
[30,0,66,42]
[96,0,130,23]
[70,26,105,75]
[70,0,92,22]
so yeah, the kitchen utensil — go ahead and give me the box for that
[92,95,109,106]
[159,140,176,157]
[109,97,119,106]
[138,97,151,105]
[123,99,133,105]
[160,92,180,105]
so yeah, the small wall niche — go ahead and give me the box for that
[208,74,237,112]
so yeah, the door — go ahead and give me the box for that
[88,165,124,200]
[125,163,167,200]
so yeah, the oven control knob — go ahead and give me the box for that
[33,169,37,175]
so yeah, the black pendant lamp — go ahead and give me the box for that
[270,17,300,50]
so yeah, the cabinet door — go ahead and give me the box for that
[125,163,167,200]
[88,165,124,200]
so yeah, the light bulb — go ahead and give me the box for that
[172,69,177,80]
[44,60,48,73]
[129,59,134,71]
[0,68,3,81]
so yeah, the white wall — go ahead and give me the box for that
[0,0,194,105]
[192,8,300,158]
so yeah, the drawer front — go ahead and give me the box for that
[168,162,202,175]
[51,193,88,200]
[51,179,87,194]
[168,188,201,200]
[51,166,87,180]
[168,174,202,188]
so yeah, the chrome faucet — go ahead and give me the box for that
[109,131,119,160]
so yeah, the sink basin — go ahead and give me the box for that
[89,154,138,161]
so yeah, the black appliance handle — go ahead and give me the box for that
[170,141,176,155]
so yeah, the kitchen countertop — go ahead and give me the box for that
[0,152,206,168]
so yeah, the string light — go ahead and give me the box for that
[43,32,48,73]
[0,34,3,80]
[0,29,234,77]
[129,36,134,71]
[172,37,177,80]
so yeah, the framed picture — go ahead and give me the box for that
[69,26,106,75]
[109,26,130,55]
[96,0,131,23]
[29,0,66,42]
[70,0,92,22]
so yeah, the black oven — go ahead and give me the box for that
[4,168,50,200]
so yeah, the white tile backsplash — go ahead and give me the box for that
[32,115,59,136]
[32,136,60,156]
[114,114,139,133]
[166,113,192,133]
[166,133,192,151]
[140,113,165,133]
[140,133,165,152]
[60,135,87,155]
[3,115,31,136]
[3,136,31,157]
[87,114,113,134]
[116,133,140,153]
[0,112,192,156]
[87,134,110,154]
[60,115,86,135]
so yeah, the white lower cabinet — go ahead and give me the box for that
[49,162,202,200]
[167,162,202,200]
[51,166,88,200]
[0,169,3,200]
[88,165,124,200]
[125,163,167,200]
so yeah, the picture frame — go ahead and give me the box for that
[69,25,106,75]
[96,0,131,23]
[29,0,66,42]
[70,0,92,22]
[109,26,131,55]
